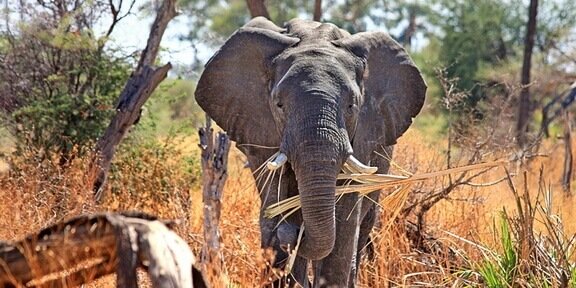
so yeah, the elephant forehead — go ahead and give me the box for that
[276,45,360,74]
[285,19,349,42]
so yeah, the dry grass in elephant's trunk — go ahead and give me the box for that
[264,160,506,220]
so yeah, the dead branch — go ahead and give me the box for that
[91,0,178,201]
[198,117,230,288]
[0,212,206,288]
[104,0,137,39]
[540,82,576,137]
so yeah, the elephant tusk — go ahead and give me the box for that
[267,152,288,171]
[345,155,378,174]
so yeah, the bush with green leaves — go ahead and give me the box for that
[0,2,133,165]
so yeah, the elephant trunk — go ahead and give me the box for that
[292,148,340,260]
[284,98,349,260]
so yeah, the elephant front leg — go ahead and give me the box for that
[257,168,309,287]
[258,171,290,252]
[313,192,363,287]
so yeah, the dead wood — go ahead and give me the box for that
[198,118,230,288]
[0,212,206,288]
[91,0,178,201]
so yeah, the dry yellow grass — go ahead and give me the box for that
[0,127,574,286]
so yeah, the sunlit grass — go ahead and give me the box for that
[1,127,575,286]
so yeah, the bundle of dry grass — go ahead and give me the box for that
[264,160,505,219]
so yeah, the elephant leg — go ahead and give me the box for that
[258,173,289,249]
[269,243,310,287]
[290,256,310,288]
[313,193,363,287]
[254,163,304,287]
[268,255,309,288]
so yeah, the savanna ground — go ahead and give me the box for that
[2,117,576,287]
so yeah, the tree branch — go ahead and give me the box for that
[91,0,178,200]
[137,0,178,70]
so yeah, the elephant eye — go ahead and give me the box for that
[276,102,284,108]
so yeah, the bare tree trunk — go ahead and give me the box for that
[402,5,417,48]
[516,0,538,147]
[246,0,270,19]
[313,0,322,21]
[199,117,230,287]
[563,111,573,195]
[90,0,178,201]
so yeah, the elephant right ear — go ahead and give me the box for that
[195,24,299,148]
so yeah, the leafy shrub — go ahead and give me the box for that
[0,8,133,164]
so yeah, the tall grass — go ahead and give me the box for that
[1,128,575,287]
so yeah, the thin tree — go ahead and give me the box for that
[314,0,322,21]
[402,5,417,47]
[246,0,270,19]
[516,0,538,147]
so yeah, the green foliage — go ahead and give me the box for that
[473,219,516,287]
[433,0,576,114]
[326,0,380,33]
[0,6,133,163]
[534,0,576,54]
[136,78,204,136]
[209,0,251,38]
[437,0,522,97]
[180,0,312,46]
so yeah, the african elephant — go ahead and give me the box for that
[195,17,426,287]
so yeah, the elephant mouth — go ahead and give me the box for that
[266,151,377,175]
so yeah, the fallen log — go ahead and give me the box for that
[0,212,206,288]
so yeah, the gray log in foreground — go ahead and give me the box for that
[0,212,207,288]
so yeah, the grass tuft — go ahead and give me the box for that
[265,160,504,219]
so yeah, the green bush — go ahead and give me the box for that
[0,13,133,164]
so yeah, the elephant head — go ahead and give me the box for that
[195,17,426,260]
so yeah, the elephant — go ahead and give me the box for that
[195,17,426,287]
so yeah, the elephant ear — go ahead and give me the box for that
[195,21,299,148]
[334,32,426,157]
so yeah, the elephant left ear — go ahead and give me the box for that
[333,32,427,157]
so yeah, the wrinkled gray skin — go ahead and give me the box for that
[195,17,426,287]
